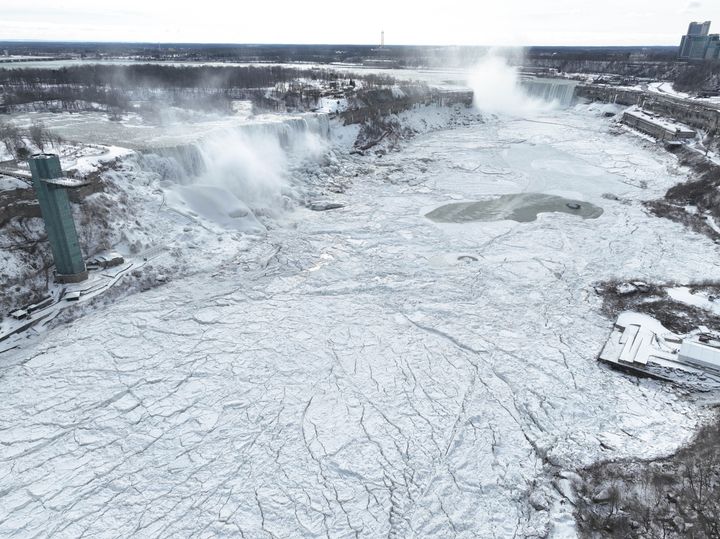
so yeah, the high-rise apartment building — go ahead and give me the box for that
[679,21,720,61]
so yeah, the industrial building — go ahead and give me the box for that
[28,154,89,283]
[679,336,720,372]
[599,313,720,383]
[621,107,696,142]
[679,21,720,61]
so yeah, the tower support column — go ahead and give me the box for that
[29,154,88,283]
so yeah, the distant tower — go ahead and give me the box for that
[381,30,385,48]
[679,21,718,61]
[29,154,88,283]
[688,21,711,36]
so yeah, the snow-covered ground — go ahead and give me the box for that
[668,286,720,317]
[647,81,691,99]
[1,101,719,538]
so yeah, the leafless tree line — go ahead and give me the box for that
[0,64,398,116]
[575,415,720,538]
[0,121,62,161]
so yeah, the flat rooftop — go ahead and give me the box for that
[622,107,696,137]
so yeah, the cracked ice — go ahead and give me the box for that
[1,106,719,538]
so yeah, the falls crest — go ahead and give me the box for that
[133,113,330,231]
[520,77,578,108]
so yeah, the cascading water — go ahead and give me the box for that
[142,146,207,181]
[134,114,331,231]
[467,54,578,114]
[520,77,578,108]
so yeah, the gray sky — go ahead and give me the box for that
[1,0,719,46]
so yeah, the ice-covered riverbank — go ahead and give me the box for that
[1,102,719,537]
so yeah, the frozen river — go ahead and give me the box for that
[1,105,718,537]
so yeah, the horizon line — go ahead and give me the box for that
[0,39,681,49]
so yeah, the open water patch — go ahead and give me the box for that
[425,193,603,223]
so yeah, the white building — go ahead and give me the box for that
[678,337,720,372]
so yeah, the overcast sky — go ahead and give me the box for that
[1,0,719,46]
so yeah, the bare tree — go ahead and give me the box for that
[29,121,46,152]
[0,122,22,160]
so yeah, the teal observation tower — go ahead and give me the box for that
[29,154,88,283]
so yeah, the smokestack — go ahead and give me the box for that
[381,30,385,48]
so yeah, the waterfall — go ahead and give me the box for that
[520,77,578,108]
[137,114,329,181]
[132,113,331,231]
[467,56,576,115]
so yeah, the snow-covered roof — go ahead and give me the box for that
[623,107,696,136]
[679,340,720,372]
[599,312,678,367]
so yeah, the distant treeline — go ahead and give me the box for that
[0,64,395,90]
[0,41,680,67]
[525,46,678,63]
[0,64,397,114]
[0,64,341,89]
[2,86,131,111]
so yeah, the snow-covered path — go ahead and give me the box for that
[2,108,718,537]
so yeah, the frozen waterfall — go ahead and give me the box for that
[132,113,331,230]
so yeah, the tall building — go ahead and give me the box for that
[679,21,720,61]
[706,34,720,61]
[687,21,711,36]
[29,154,88,283]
